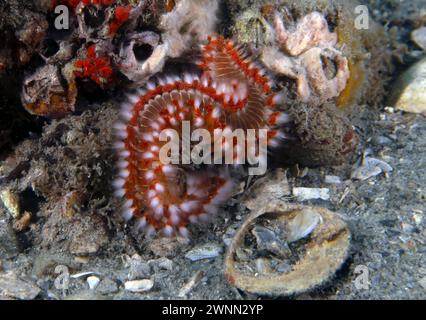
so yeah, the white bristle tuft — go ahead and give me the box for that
[203,203,217,214]
[272,93,283,104]
[117,160,129,169]
[151,122,160,131]
[154,205,164,219]
[114,142,125,150]
[180,201,199,213]
[143,152,154,159]
[217,83,226,94]
[163,225,174,237]
[188,215,199,224]
[142,133,154,142]
[232,94,239,105]
[119,150,130,158]
[114,188,126,198]
[136,217,147,230]
[128,94,140,104]
[147,190,156,199]
[184,74,193,84]
[195,117,204,127]
[151,145,160,153]
[145,171,155,180]
[268,138,279,148]
[277,113,290,125]
[155,183,165,193]
[150,197,160,208]
[198,213,210,222]
[202,77,209,87]
[123,199,133,209]
[120,109,133,121]
[112,178,125,189]
[212,107,221,119]
[162,165,175,175]
[122,208,134,221]
[169,206,180,225]
[115,130,128,139]
[194,97,201,109]
[145,225,156,237]
[178,226,189,238]
[147,82,155,90]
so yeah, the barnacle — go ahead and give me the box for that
[21,0,223,118]
[117,31,167,85]
[21,64,77,118]
[113,36,289,237]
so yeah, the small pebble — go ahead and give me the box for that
[390,57,426,115]
[401,223,415,234]
[185,243,223,261]
[411,27,426,50]
[252,226,291,258]
[293,187,330,201]
[96,278,118,294]
[275,262,292,274]
[127,254,151,280]
[0,272,41,300]
[373,136,393,145]
[157,257,173,271]
[413,213,423,226]
[418,277,426,291]
[0,189,20,219]
[124,279,154,293]
[324,175,342,184]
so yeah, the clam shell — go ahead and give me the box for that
[224,203,350,296]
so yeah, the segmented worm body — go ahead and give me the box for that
[114,36,289,237]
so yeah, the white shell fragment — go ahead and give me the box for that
[351,157,393,181]
[87,276,100,290]
[293,187,330,201]
[124,279,154,293]
[284,207,322,243]
[324,175,343,184]
[185,243,223,261]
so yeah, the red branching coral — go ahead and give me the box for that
[109,5,132,35]
[74,45,114,86]
[113,36,289,237]
[51,0,116,10]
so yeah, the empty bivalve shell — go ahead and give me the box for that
[224,203,351,296]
